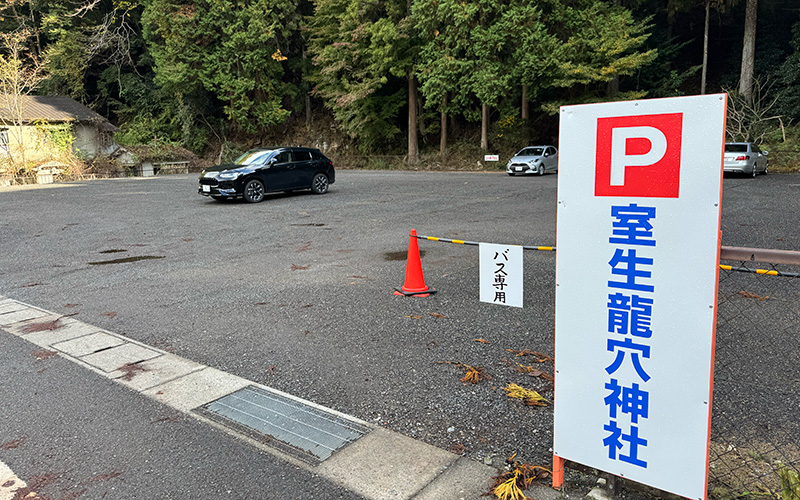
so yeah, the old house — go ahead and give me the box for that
[0,94,121,164]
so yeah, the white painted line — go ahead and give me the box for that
[0,460,26,500]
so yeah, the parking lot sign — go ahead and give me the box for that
[553,95,727,500]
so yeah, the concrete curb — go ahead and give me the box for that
[1,295,553,500]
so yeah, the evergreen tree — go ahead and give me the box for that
[307,0,418,154]
[142,0,300,133]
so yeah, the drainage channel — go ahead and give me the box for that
[195,385,371,465]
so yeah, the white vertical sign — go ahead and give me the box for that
[554,94,726,500]
[480,243,523,308]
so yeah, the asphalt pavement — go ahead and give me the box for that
[0,170,798,499]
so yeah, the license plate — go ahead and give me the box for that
[515,167,523,171]
[202,185,211,192]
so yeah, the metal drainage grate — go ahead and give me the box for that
[194,385,371,465]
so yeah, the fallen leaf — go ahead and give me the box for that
[103,311,117,318]
[504,383,549,406]
[460,365,489,384]
[404,315,423,319]
[118,362,148,381]
[438,361,491,384]
[87,471,123,483]
[296,241,312,252]
[472,338,491,344]
[738,290,768,300]
[429,312,446,319]
[506,349,553,363]
[22,319,63,333]
[291,264,310,271]
[64,303,81,308]
[0,437,26,450]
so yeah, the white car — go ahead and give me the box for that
[506,146,558,176]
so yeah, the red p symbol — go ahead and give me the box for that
[595,113,683,198]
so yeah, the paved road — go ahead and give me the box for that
[0,330,366,500]
[0,170,798,497]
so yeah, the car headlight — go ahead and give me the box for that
[217,171,242,180]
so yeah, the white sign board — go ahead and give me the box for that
[484,154,499,161]
[480,243,523,308]
[553,94,726,500]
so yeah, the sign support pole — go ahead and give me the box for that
[552,454,565,489]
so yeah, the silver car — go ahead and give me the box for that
[506,145,558,176]
[724,142,768,177]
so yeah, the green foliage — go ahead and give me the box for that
[776,19,800,121]
[761,125,800,173]
[142,0,299,133]
[42,28,89,99]
[412,0,512,117]
[33,121,75,153]
[307,0,416,151]
[544,2,657,92]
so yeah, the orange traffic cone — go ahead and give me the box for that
[394,229,436,297]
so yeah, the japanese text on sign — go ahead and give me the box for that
[603,203,656,468]
[479,243,523,308]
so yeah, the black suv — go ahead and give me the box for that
[198,147,335,203]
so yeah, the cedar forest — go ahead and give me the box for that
[2,0,800,171]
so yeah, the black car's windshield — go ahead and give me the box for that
[234,150,274,165]
[725,144,748,153]
[518,148,544,156]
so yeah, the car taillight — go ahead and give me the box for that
[735,155,750,161]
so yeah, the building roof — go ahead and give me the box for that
[0,95,117,131]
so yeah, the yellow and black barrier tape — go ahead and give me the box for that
[414,234,555,252]
[412,233,799,277]
[719,264,800,278]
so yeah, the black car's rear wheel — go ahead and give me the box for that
[311,173,329,194]
[243,179,265,203]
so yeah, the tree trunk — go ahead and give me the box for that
[701,0,710,94]
[305,93,312,129]
[521,85,528,120]
[408,73,419,165]
[480,103,489,151]
[607,76,620,97]
[303,49,312,129]
[738,0,757,103]
[440,93,447,154]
